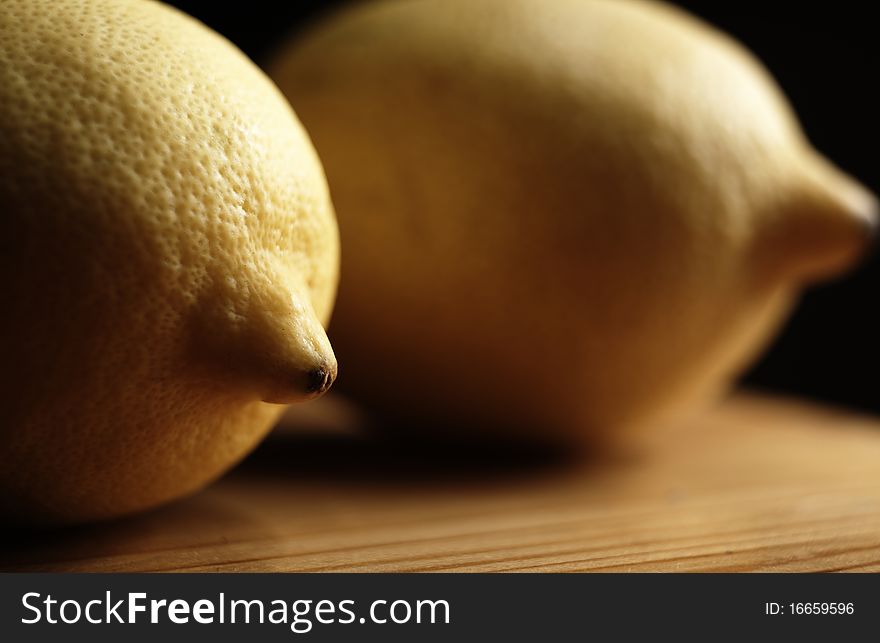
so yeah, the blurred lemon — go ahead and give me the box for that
[271,0,876,441]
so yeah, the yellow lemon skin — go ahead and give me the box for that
[0,0,339,523]
[271,0,876,442]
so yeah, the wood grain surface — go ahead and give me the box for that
[3,392,880,572]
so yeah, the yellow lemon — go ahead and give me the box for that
[0,0,339,522]
[270,0,876,441]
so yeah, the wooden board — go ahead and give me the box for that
[3,392,880,572]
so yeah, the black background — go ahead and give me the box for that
[166,0,879,415]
